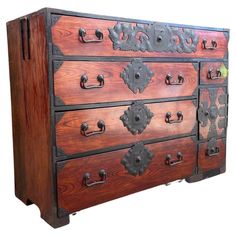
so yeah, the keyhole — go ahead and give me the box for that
[135,72,140,79]
[136,156,141,163]
[157,36,162,43]
[135,115,140,122]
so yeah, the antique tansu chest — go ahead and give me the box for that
[7,8,229,228]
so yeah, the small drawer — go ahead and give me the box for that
[54,61,198,106]
[200,62,228,84]
[198,138,226,173]
[51,15,228,58]
[55,100,197,156]
[56,137,196,216]
[198,87,228,140]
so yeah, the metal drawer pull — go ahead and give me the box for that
[165,74,184,85]
[79,28,103,43]
[202,39,217,50]
[81,120,105,137]
[165,111,183,124]
[206,146,220,157]
[80,74,104,89]
[83,169,107,187]
[165,152,183,166]
[207,68,223,80]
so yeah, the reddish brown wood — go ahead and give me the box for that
[57,137,196,214]
[56,100,196,155]
[7,11,69,228]
[200,62,228,84]
[52,16,228,58]
[54,62,198,106]
[198,139,226,172]
[199,87,227,140]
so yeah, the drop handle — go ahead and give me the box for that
[81,120,105,137]
[79,28,103,43]
[80,74,104,89]
[206,146,220,157]
[165,152,183,166]
[202,39,217,50]
[83,170,107,187]
[165,74,184,85]
[207,68,223,80]
[165,111,183,124]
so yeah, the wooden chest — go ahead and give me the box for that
[7,8,229,228]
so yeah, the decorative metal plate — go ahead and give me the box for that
[198,88,227,140]
[120,59,154,93]
[120,101,154,135]
[109,22,199,53]
[121,142,154,176]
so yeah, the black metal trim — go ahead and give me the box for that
[51,14,61,27]
[53,60,64,72]
[55,133,197,161]
[46,9,229,32]
[55,112,65,125]
[53,96,197,111]
[51,55,228,63]
[55,96,65,106]
[53,44,64,56]
[192,62,199,71]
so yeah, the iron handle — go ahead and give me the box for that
[207,68,223,80]
[80,74,104,89]
[165,111,183,124]
[202,39,217,50]
[79,28,103,43]
[206,146,220,157]
[83,169,107,187]
[165,152,183,166]
[165,74,184,85]
[81,120,105,137]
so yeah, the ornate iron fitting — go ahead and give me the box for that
[121,142,154,176]
[206,138,220,157]
[108,22,199,53]
[120,59,154,93]
[120,101,154,135]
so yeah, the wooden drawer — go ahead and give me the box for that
[200,62,228,84]
[198,138,226,173]
[56,100,196,155]
[51,15,228,58]
[198,87,228,140]
[54,61,198,106]
[57,137,196,216]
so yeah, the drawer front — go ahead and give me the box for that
[51,16,228,58]
[57,137,196,216]
[198,138,226,172]
[200,62,228,85]
[56,100,196,155]
[54,61,198,106]
[198,87,228,140]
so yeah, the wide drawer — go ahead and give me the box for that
[55,100,196,156]
[56,137,196,216]
[54,61,198,106]
[51,15,228,58]
[200,62,228,85]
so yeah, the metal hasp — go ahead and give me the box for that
[198,88,227,140]
[120,101,154,135]
[121,142,154,176]
[109,22,199,53]
[120,59,154,93]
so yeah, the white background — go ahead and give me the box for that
[0,0,235,235]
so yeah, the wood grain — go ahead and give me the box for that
[200,62,228,84]
[198,139,226,172]
[54,61,198,106]
[57,137,196,214]
[7,11,69,228]
[56,100,196,155]
[52,16,228,58]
